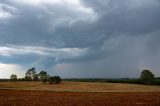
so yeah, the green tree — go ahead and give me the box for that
[33,74,39,81]
[140,70,155,85]
[39,71,47,83]
[39,71,47,79]
[25,76,32,81]
[25,67,36,80]
[48,76,61,84]
[54,76,61,84]
[10,74,17,81]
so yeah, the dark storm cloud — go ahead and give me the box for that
[0,0,160,78]
[82,0,160,34]
[0,0,98,47]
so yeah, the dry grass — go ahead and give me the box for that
[0,81,160,92]
[0,82,160,105]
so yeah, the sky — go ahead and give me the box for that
[0,0,160,78]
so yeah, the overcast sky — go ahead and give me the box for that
[0,0,160,78]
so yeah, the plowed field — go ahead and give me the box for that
[0,90,160,106]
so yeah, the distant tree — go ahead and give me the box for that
[54,76,61,84]
[10,74,17,81]
[25,76,32,81]
[156,77,160,80]
[33,74,39,81]
[48,76,61,84]
[25,67,36,80]
[18,78,22,81]
[39,71,48,83]
[21,78,25,81]
[140,70,155,85]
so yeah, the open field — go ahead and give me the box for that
[0,90,160,106]
[0,81,160,92]
[0,81,160,106]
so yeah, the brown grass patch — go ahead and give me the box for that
[0,81,160,92]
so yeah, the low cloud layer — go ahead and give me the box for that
[0,0,160,78]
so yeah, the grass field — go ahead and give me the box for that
[0,81,160,106]
[0,81,160,92]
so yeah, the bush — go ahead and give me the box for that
[42,78,47,83]
[10,78,17,81]
[106,78,144,84]
[21,78,25,81]
[54,76,61,84]
[152,79,160,85]
[48,76,61,84]
[25,76,32,81]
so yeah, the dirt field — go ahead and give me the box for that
[0,81,160,106]
[0,90,160,106]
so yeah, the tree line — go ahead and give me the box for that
[10,69,160,85]
[10,67,61,84]
[64,70,160,85]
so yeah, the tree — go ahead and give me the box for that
[25,67,36,80]
[140,70,155,85]
[54,76,61,84]
[33,74,39,81]
[39,71,47,83]
[39,71,47,79]
[25,76,32,81]
[48,76,61,84]
[10,74,17,81]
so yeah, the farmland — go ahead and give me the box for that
[0,81,160,106]
[0,81,160,92]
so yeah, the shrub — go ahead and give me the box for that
[42,78,47,83]
[48,76,61,84]
[25,76,32,81]
[152,79,160,85]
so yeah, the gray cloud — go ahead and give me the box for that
[0,0,160,78]
[82,0,160,34]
